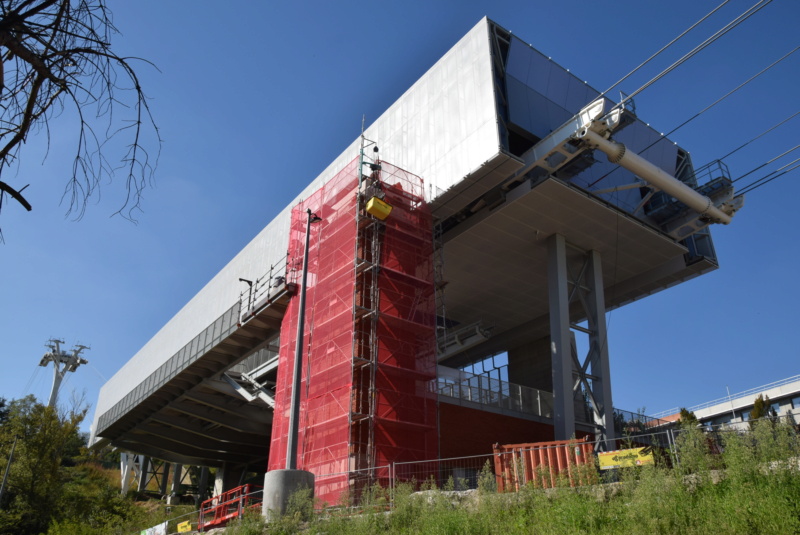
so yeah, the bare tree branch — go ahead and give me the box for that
[0,0,160,231]
[0,179,30,209]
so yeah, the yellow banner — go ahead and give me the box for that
[177,520,193,533]
[598,447,654,470]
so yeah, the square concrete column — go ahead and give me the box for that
[548,233,575,440]
[136,456,150,492]
[160,462,171,495]
[586,249,616,445]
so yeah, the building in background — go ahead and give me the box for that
[89,18,743,502]
[654,375,800,429]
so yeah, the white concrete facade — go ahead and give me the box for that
[91,18,500,439]
[655,375,800,428]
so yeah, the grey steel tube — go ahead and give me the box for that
[578,128,732,224]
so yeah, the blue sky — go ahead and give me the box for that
[1,0,798,429]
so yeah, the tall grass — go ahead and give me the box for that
[259,418,800,534]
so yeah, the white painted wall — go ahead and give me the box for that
[92,18,499,436]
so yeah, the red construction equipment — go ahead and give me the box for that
[197,484,262,531]
[493,437,598,491]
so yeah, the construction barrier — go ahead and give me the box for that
[597,446,655,470]
[493,437,597,491]
[197,484,262,531]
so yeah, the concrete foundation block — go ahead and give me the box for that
[262,469,315,521]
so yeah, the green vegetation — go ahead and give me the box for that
[0,395,194,535]
[258,419,800,535]
[3,395,800,534]
[678,407,699,427]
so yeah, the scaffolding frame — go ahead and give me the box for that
[268,154,438,505]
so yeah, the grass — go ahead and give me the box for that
[253,419,800,534]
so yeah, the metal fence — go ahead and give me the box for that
[136,414,800,532]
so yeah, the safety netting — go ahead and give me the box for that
[267,157,438,505]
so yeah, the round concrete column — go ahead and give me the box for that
[262,469,315,520]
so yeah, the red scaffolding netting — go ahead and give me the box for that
[267,157,438,505]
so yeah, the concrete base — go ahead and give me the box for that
[262,469,315,520]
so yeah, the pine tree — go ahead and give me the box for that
[750,394,770,421]
[678,407,699,428]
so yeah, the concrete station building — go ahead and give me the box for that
[90,18,742,502]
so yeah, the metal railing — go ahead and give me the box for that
[198,484,263,531]
[238,253,291,322]
[652,374,800,418]
[434,366,553,419]
[612,407,672,434]
[99,254,291,435]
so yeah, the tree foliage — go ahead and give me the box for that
[0,396,149,535]
[0,0,160,231]
[0,395,86,534]
[750,394,770,421]
[678,407,699,428]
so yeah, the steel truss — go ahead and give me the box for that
[548,234,616,450]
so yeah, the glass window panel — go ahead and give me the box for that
[505,39,531,83]
[526,48,553,96]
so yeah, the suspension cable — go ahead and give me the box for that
[595,0,732,102]
[738,160,800,195]
[733,144,800,184]
[615,0,774,111]
[694,110,800,173]
[661,46,798,141]
[589,40,793,188]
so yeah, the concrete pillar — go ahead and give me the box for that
[167,464,183,505]
[213,463,243,497]
[262,469,315,521]
[548,234,575,440]
[170,464,183,494]
[213,465,225,498]
[136,456,150,493]
[586,249,616,447]
[196,466,210,505]
[120,452,134,494]
[159,462,171,496]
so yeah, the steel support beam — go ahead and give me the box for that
[549,233,616,447]
[548,234,574,439]
[585,250,616,447]
[159,462,171,495]
[169,463,183,503]
[136,456,150,492]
